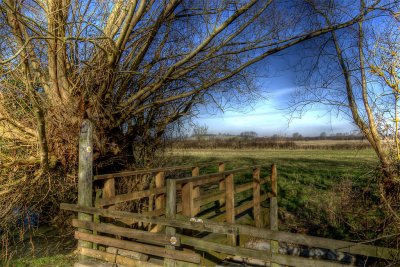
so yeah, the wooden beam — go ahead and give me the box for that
[225,173,237,246]
[77,119,93,251]
[175,167,253,185]
[98,187,166,207]
[270,163,279,267]
[179,235,271,261]
[253,167,261,228]
[94,163,218,181]
[78,247,159,267]
[72,219,180,246]
[180,235,351,267]
[218,163,226,207]
[152,171,165,232]
[75,232,200,264]
[182,182,195,217]
[165,179,178,267]
[191,167,200,215]
[235,182,253,194]
[194,190,224,207]
[61,203,237,235]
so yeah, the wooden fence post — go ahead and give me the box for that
[252,167,261,228]
[78,119,93,253]
[218,162,225,207]
[155,171,165,212]
[191,167,200,215]
[103,178,115,225]
[270,163,279,267]
[182,181,195,217]
[103,179,115,206]
[165,179,177,267]
[225,173,237,246]
[93,188,102,250]
[149,171,165,232]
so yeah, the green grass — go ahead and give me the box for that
[3,254,77,267]
[1,226,77,267]
[2,148,381,265]
[167,148,380,240]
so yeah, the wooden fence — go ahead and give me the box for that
[61,120,398,267]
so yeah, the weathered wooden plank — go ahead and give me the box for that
[235,182,252,194]
[102,178,116,225]
[271,164,277,197]
[75,232,200,264]
[191,167,200,215]
[151,171,166,233]
[180,236,347,267]
[93,189,102,250]
[155,172,165,211]
[106,247,149,261]
[270,197,278,231]
[61,203,236,235]
[175,167,252,185]
[269,163,279,267]
[179,235,271,261]
[218,163,226,206]
[225,173,237,246]
[182,182,195,217]
[78,120,93,251]
[271,254,348,267]
[194,190,224,207]
[253,167,261,228]
[211,194,268,222]
[165,179,177,267]
[238,224,399,260]
[98,187,166,207]
[94,163,216,181]
[78,247,159,267]
[72,219,180,246]
[236,195,265,216]
[103,179,115,205]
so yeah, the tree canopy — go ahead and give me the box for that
[0,0,393,235]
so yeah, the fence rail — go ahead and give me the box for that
[61,203,398,266]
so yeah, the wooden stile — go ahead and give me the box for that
[67,160,400,267]
[61,203,398,260]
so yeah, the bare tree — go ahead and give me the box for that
[292,0,399,177]
[0,0,382,238]
[290,0,400,230]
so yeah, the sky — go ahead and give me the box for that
[195,49,357,137]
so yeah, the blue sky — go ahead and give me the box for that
[195,51,357,137]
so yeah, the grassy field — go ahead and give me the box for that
[4,147,381,266]
[167,148,380,240]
